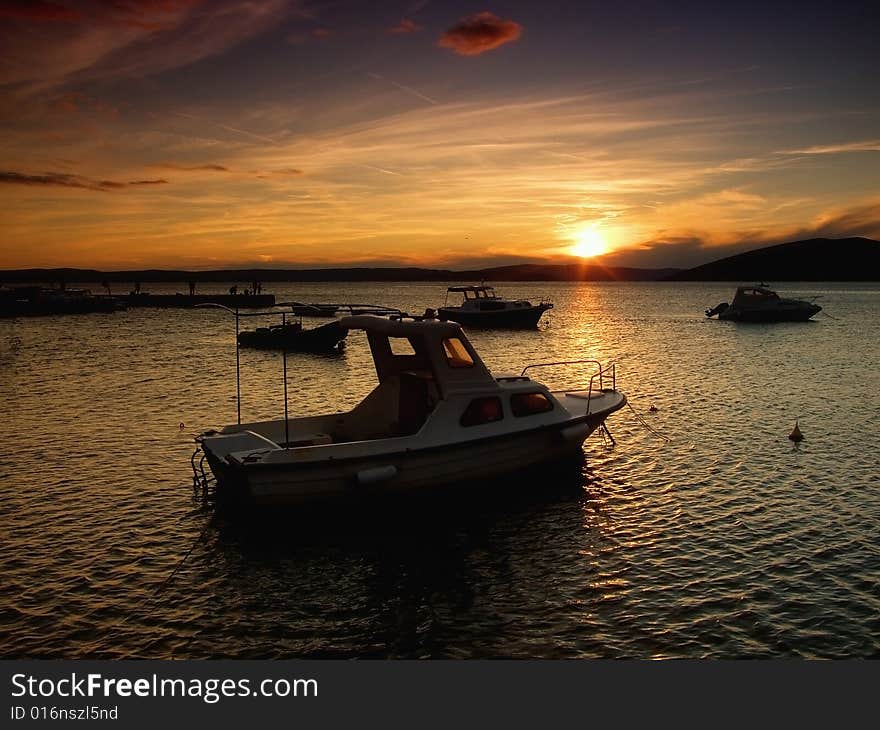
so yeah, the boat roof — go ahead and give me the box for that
[339,314,465,337]
[446,285,495,293]
[338,315,496,395]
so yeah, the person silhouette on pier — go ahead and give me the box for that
[188,280,196,296]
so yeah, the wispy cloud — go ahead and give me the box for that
[604,197,880,268]
[782,140,880,155]
[389,18,423,35]
[0,170,168,191]
[437,12,522,56]
[0,0,293,89]
[153,162,229,172]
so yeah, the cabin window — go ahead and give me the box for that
[510,392,554,417]
[443,338,474,368]
[460,397,503,427]
[389,336,416,356]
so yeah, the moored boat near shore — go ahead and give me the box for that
[193,315,624,506]
[705,284,822,322]
[437,285,552,328]
[237,319,347,353]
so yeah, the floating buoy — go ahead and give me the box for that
[788,421,804,442]
[179,422,185,430]
[648,403,659,413]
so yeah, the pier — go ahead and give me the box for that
[122,292,275,309]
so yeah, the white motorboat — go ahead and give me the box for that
[438,285,552,328]
[705,284,822,322]
[193,315,625,506]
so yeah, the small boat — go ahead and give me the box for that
[438,285,552,328]
[279,302,339,317]
[705,284,822,322]
[237,319,347,353]
[193,315,625,506]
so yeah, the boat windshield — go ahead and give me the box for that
[448,286,497,300]
[734,287,780,304]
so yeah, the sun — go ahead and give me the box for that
[569,229,608,258]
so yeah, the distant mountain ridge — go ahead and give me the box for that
[2,237,877,283]
[669,237,880,281]
[0,263,679,284]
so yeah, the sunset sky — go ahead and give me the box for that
[1,0,877,270]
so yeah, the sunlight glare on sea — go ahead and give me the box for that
[1,281,878,658]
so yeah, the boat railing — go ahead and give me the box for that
[333,303,403,316]
[520,359,617,410]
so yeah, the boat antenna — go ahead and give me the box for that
[282,312,289,448]
[195,303,242,424]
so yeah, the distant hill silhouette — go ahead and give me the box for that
[0,263,679,284]
[669,237,880,281]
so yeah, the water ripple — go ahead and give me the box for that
[1,282,879,658]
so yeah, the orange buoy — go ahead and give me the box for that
[788,421,804,442]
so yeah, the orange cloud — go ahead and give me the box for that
[389,18,422,35]
[154,162,229,172]
[437,12,522,56]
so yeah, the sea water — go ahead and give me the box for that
[1,281,878,658]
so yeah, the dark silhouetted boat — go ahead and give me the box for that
[705,284,822,322]
[237,319,347,352]
[438,285,552,328]
[280,302,339,317]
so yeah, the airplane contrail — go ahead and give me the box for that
[173,112,280,145]
[359,163,405,176]
[367,72,438,105]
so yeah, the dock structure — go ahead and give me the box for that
[124,292,275,309]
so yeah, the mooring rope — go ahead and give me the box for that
[91,514,214,648]
[625,401,671,442]
[147,517,214,603]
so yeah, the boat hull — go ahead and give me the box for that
[203,414,609,506]
[437,304,550,329]
[237,320,347,352]
[718,305,821,322]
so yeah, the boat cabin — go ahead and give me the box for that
[206,314,569,453]
[446,285,498,301]
[443,285,536,312]
[346,315,500,436]
[731,285,781,307]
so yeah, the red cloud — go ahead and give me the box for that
[389,18,422,35]
[0,0,289,88]
[0,1,80,22]
[437,11,522,56]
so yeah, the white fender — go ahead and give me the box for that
[356,465,398,485]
